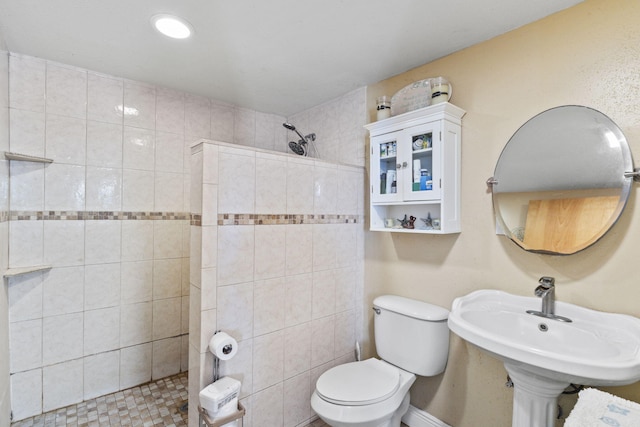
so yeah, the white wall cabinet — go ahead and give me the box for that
[365,102,465,234]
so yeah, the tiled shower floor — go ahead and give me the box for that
[11,372,190,427]
[10,372,330,427]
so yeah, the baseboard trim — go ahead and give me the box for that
[402,404,451,427]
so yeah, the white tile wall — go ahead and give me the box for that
[253,277,285,336]
[83,350,120,400]
[43,220,85,266]
[9,55,45,113]
[255,153,287,214]
[254,226,286,280]
[0,50,10,425]
[10,369,42,420]
[217,226,255,286]
[45,114,86,164]
[9,109,45,156]
[6,50,367,425]
[8,271,43,322]
[42,313,83,365]
[6,53,204,420]
[45,63,87,119]
[284,372,311,427]
[252,331,284,392]
[285,273,313,327]
[123,126,155,171]
[252,383,284,427]
[86,120,123,168]
[42,358,83,412]
[217,282,254,341]
[43,164,86,210]
[287,87,367,167]
[121,221,154,261]
[85,167,122,211]
[283,323,311,379]
[84,263,121,310]
[87,73,123,125]
[119,343,151,390]
[285,224,313,276]
[120,302,152,346]
[85,221,121,264]
[42,266,84,317]
[190,138,366,427]
[9,319,41,372]
[84,307,120,355]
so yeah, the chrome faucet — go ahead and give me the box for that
[536,276,556,316]
[526,276,572,322]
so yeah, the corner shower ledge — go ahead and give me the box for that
[4,265,52,278]
[4,151,54,163]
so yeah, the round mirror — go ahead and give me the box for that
[491,105,634,255]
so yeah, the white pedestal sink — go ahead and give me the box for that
[448,290,640,427]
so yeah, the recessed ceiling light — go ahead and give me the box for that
[151,14,193,39]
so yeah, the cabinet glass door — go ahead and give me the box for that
[403,123,441,201]
[371,133,402,202]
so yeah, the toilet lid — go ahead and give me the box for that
[316,359,400,406]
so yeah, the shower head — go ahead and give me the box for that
[288,140,307,156]
[283,122,321,158]
[283,122,307,142]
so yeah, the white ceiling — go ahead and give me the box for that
[0,0,582,116]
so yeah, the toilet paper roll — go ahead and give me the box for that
[209,332,238,360]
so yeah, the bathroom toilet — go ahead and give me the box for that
[311,295,450,427]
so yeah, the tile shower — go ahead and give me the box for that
[3,50,367,426]
[190,141,365,426]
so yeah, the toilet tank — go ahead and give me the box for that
[373,295,450,376]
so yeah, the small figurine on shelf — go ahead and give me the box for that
[421,212,433,229]
[398,214,416,229]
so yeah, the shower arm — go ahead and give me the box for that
[292,128,307,142]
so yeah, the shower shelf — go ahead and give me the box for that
[4,151,54,163]
[4,265,52,278]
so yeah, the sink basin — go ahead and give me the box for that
[448,289,640,427]
[448,289,640,386]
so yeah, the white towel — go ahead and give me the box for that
[565,388,640,427]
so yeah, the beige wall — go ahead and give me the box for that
[365,0,640,426]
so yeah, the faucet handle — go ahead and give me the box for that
[538,276,555,289]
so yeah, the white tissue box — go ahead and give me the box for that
[199,376,241,415]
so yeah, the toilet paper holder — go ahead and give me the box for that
[210,330,238,382]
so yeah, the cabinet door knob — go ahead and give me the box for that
[402,161,408,168]
[396,163,402,168]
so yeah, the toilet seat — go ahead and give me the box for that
[316,358,400,406]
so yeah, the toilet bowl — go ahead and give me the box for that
[310,358,415,427]
[310,295,450,427]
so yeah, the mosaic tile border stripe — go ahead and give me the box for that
[10,210,190,221]
[216,213,362,226]
[190,214,202,226]
[7,211,362,226]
